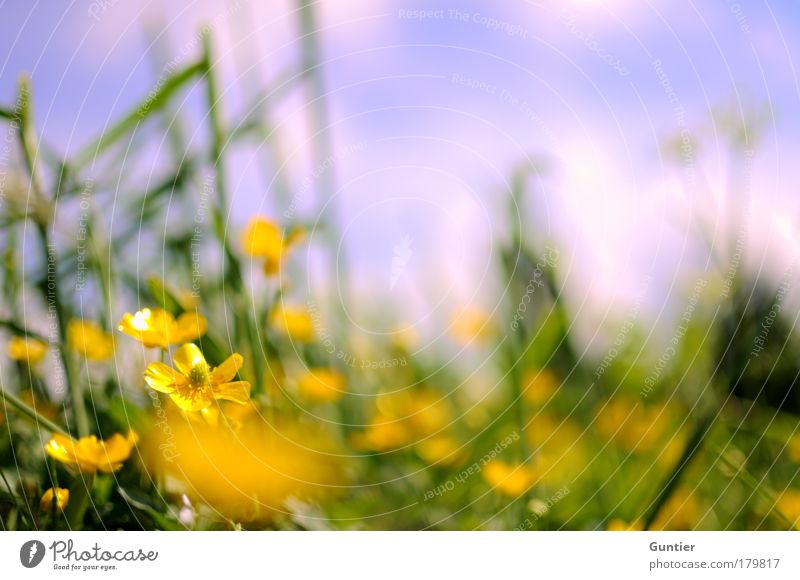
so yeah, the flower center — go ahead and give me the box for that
[188,363,211,389]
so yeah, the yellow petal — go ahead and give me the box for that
[271,306,314,342]
[213,381,251,405]
[118,309,167,348]
[210,353,244,385]
[176,312,207,342]
[144,362,183,393]
[67,320,114,360]
[242,217,283,259]
[45,435,76,466]
[170,390,215,412]
[297,369,345,402]
[200,406,220,427]
[103,432,137,464]
[173,343,206,376]
[74,436,103,468]
[40,487,69,511]
[8,336,47,364]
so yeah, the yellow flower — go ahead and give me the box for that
[176,289,200,310]
[450,308,496,344]
[67,320,114,361]
[242,216,304,275]
[20,389,58,422]
[40,487,69,511]
[145,416,343,523]
[416,435,464,466]
[391,325,419,350]
[524,413,586,485]
[297,368,346,402]
[7,336,47,365]
[482,460,536,496]
[522,368,559,405]
[650,487,701,530]
[350,418,411,452]
[271,304,314,342]
[787,434,800,464]
[46,432,137,474]
[118,308,207,349]
[594,397,680,454]
[607,519,643,531]
[778,490,800,530]
[353,389,453,452]
[144,343,251,412]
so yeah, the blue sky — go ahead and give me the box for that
[2,0,799,338]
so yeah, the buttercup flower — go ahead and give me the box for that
[7,336,47,365]
[522,368,559,405]
[778,490,800,530]
[450,308,497,344]
[350,418,410,452]
[144,343,251,412]
[297,368,346,402]
[242,216,305,275]
[649,487,701,530]
[787,434,800,464]
[607,519,643,531]
[46,432,138,474]
[594,397,680,454]
[40,487,69,511]
[352,390,453,452]
[270,304,314,342]
[416,435,464,466]
[118,308,207,349]
[67,320,114,361]
[482,460,536,496]
[146,417,342,523]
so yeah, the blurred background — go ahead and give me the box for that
[1,0,800,530]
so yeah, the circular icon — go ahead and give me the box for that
[19,540,46,568]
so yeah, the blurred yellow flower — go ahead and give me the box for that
[450,308,496,344]
[145,415,343,523]
[353,390,453,452]
[594,397,680,454]
[67,320,114,361]
[607,519,643,531]
[522,368,558,405]
[175,289,200,311]
[297,368,346,402]
[350,418,411,452]
[242,216,304,275]
[118,308,206,349]
[650,487,701,530]
[46,432,137,474]
[220,400,260,427]
[7,336,47,365]
[786,434,800,464]
[271,304,314,342]
[777,490,800,530]
[391,325,419,351]
[524,413,586,485]
[20,389,58,421]
[380,390,451,433]
[40,487,69,511]
[416,435,464,466]
[144,343,251,412]
[483,460,536,496]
